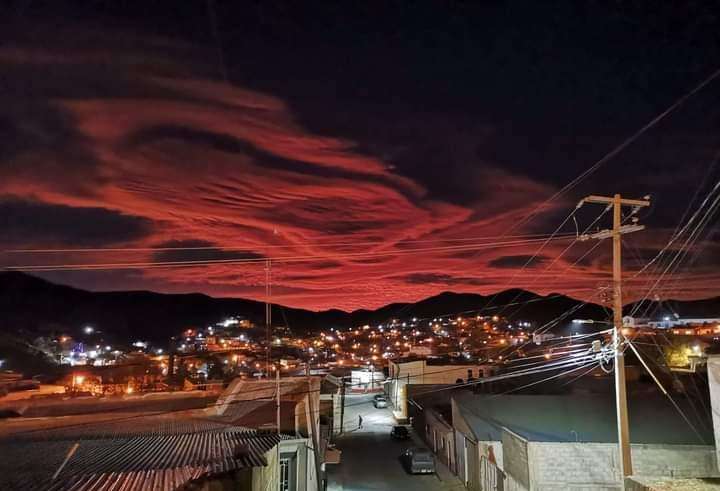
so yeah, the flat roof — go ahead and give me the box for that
[453,392,713,445]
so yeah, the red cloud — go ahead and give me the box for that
[2,33,718,311]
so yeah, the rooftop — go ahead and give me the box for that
[453,392,713,445]
[0,427,285,491]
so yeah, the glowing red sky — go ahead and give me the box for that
[2,20,719,311]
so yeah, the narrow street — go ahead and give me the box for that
[326,394,462,491]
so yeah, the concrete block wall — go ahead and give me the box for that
[529,442,619,489]
[631,444,718,478]
[525,442,717,490]
[502,430,530,489]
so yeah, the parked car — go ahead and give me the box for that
[390,425,409,440]
[401,447,435,474]
[373,393,386,402]
[373,395,388,408]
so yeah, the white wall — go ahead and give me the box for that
[707,354,720,468]
[280,439,319,491]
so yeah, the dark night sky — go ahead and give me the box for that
[1,1,720,310]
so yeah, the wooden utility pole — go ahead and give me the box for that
[276,363,281,434]
[265,259,272,377]
[580,194,650,484]
[339,376,346,435]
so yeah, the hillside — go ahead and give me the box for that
[2,272,717,346]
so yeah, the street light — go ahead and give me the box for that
[83,326,94,335]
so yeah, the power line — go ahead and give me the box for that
[4,236,576,272]
[625,339,707,444]
[479,207,580,314]
[4,344,607,439]
[504,66,720,238]
[2,233,571,254]
[495,205,611,319]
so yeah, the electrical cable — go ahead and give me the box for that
[4,236,577,272]
[2,233,572,254]
[3,346,606,439]
[625,339,707,444]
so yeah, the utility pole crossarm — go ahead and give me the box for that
[581,195,650,207]
[580,225,645,241]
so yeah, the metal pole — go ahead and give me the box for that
[612,194,633,481]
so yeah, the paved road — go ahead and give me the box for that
[327,394,462,491]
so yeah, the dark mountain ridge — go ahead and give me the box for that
[1,272,718,345]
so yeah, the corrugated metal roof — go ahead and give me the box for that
[0,428,283,491]
[29,413,238,440]
[46,467,208,491]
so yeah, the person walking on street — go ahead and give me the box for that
[358,415,363,429]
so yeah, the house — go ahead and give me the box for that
[0,376,324,491]
[387,357,494,420]
[207,376,324,491]
[451,391,717,490]
[210,376,322,440]
[0,423,293,491]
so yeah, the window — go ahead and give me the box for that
[280,458,291,491]
[279,453,297,491]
